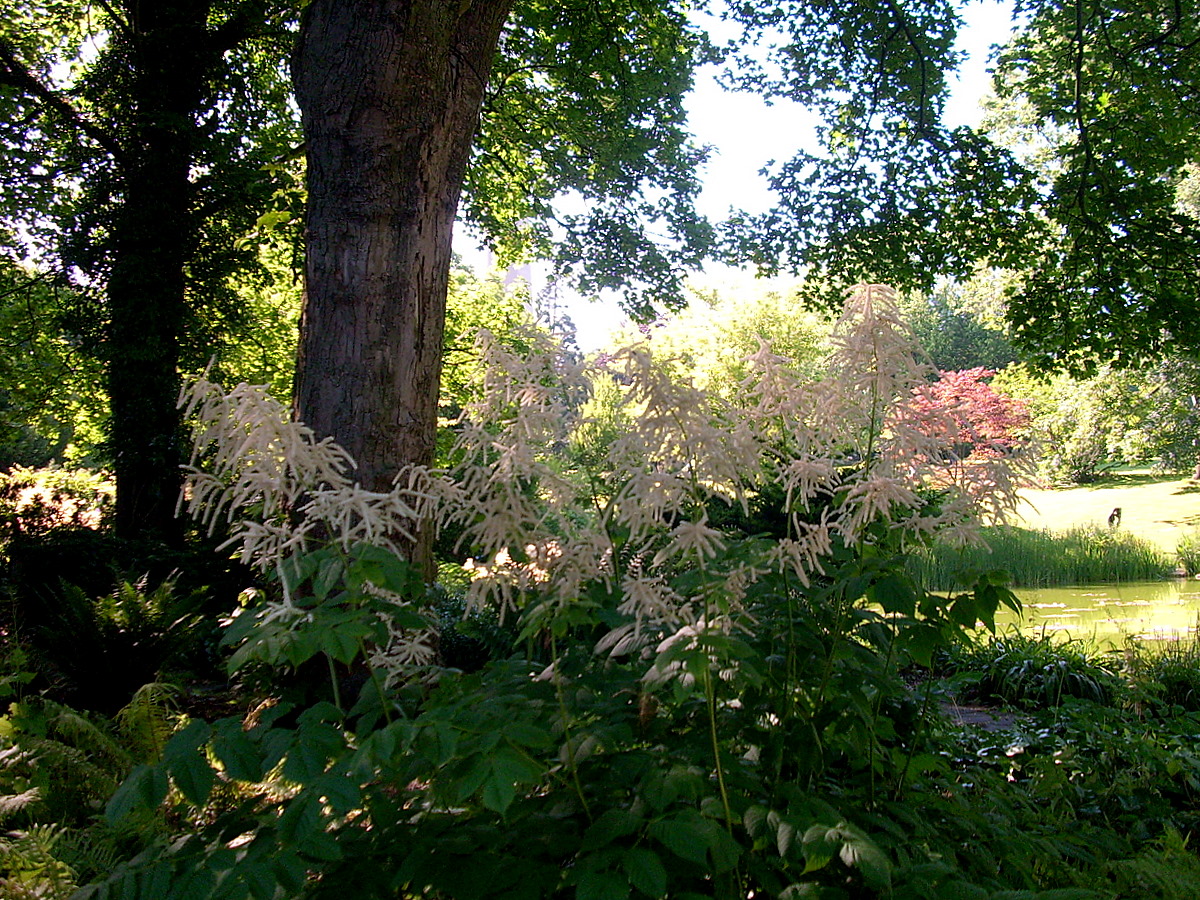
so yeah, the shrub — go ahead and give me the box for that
[82,288,1118,899]
[941,630,1121,707]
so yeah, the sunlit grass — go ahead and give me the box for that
[1016,469,1200,555]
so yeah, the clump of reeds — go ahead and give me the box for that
[1176,525,1200,576]
[914,524,1175,589]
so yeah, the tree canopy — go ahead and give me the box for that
[987,0,1200,372]
[2,0,1197,550]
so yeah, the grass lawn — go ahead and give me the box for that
[1015,469,1200,555]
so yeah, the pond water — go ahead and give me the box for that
[991,579,1200,649]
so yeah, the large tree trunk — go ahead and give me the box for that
[107,1,212,544]
[292,1,512,515]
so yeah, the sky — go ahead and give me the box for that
[456,1,1021,351]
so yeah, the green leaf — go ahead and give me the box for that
[312,555,346,599]
[106,763,169,823]
[901,623,943,668]
[311,772,362,816]
[164,720,215,806]
[317,617,370,664]
[493,745,544,784]
[504,721,554,749]
[868,573,917,616]
[583,808,640,851]
[743,804,768,839]
[212,718,264,782]
[648,813,708,867]
[801,824,839,873]
[278,793,343,861]
[836,824,891,891]
[621,848,667,898]
[776,817,797,859]
[576,871,630,900]
[454,753,493,802]
[481,771,517,815]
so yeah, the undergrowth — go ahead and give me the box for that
[24,289,1196,899]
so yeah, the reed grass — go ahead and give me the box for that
[1177,525,1200,576]
[913,523,1176,589]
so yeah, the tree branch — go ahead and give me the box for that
[0,35,125,164]
[91,0,135,42]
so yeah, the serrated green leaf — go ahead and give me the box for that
[582,808,639,851]
[164,720,215,806]
[576,870,630,900]
[312,555,345,599]
[648,814,708,866]
[481,771,516,814]
[836,825,891,891]
[776,818,797,858]
[801,824,839,873]
[211,719,264,782]
[493,745,544,784]
[743,804,768,839]
[621,847,667,898]
[106,763,168,823]
[504,721,554,748]
[454,754,492,802]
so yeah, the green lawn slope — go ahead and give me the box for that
[1015,471,1200,555]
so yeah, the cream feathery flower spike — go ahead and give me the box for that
[653,514,726,568]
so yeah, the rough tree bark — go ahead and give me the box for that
[105,1,214,545]
[292,0,513,523]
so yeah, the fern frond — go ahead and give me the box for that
[0,788,40,823]
[40,701,132,775]
[0,824,77,899]
[19,737,122,805]
[115,682,182,763]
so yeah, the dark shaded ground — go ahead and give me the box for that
[941,702,1021,732]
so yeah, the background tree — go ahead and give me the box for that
[0,262,105,469]
[910,366,1030,461]
[895,274,1018,373]
[0,0,299,544]
[990,363,1191,484]
[617,275,835,395]
[293,0,1040,530]
[986,0,1200,372]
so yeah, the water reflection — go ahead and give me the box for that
[993,580,1200,648]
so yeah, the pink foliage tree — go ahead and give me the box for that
[914,367,1031,460]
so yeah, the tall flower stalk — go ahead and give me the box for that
[178,285,1031,687]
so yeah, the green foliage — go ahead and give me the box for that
[0,824,78,900]
[616,274,835,394]
[0,688,186,899]
[441,262,538,422]
[73,305,1200,899]
[914,524,1176,589]
[719,2,1042,303]
[1094,828,1200,899]
[895,276,1018,373]
[1177,526,1200,577]
[0,466,112,542]
[988,0,1200,372]
[1,556,224,713]
[468,0,712,316]
[1125,640,1200,713]
[0,264,106,468]
[993,361,1200,484]
[939,631,1121,708]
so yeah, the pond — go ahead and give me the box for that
[991,579,1200,649]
